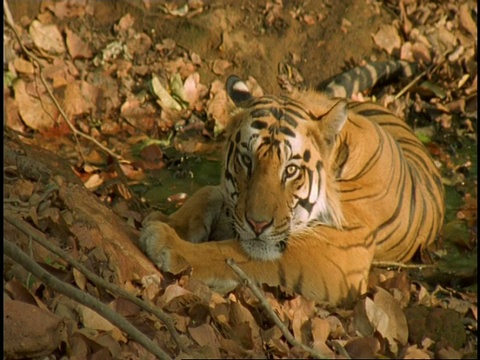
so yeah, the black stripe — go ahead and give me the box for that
[303,149,311,162]
[357,108,393,117]
[250,109,271,118]
[251,120,268,129]
[270,107,283,120]
[279,126,296,137]
[281,112,299,127]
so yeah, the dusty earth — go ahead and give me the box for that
[3,0,477,359]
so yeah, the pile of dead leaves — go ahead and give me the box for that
[3,0,477,359]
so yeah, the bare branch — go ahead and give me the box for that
[3,0,123,161]
[226,258,328,359]
[4,239,172,360]
[4,212,187,352]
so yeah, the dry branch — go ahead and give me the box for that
[226,258,328,359]
[4,239,171,360]
[3,0,122,161]
[4,212,187,352]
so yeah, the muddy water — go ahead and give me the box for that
[141,154,222,214]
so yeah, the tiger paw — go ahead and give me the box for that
[138,221,190,274]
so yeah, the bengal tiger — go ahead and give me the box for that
[139,62,444,306]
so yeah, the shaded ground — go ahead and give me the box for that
[3,0,477,359]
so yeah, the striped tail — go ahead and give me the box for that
[321,60,417,98]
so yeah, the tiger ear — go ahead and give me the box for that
[226,75,253,105]
[320,99,348,137]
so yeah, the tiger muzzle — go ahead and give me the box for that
[246,215,273,235]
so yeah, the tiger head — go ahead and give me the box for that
[221,76,348,261]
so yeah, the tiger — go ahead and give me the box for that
[139,62,444,306]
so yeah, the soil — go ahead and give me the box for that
[10,0,393,91]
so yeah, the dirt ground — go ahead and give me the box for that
[4,0,477,359]
[9,0,396,92]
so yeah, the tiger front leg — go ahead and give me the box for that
[139,221,191,274]
[138,220,245,293]
[144,185,234,244]
[139,223,374,305]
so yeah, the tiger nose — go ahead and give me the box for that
[246,216,273,235]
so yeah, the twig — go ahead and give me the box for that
[394,68,428,100]
[226,258,327,359]
[4,239,172,360]
[372,260,436,269]
[4,212,186,352]
[394,52,449,100]
[3,0,122,161]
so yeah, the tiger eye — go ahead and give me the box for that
[285,164,299,178]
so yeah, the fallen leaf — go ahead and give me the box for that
[311,317,335,356]
[4,300,64,359]
[411,41,432,64]
[126,32,153,56]
[76,304,117,332]
[458,3,477,38]
[83,174,104,190]
[402,344,432,359]
[115,13,135,32]
[372,24,402,54]
[188,323,221,348]
[206,87,230,135]
[212,59,232,75]
[65,27,93,59]
[344,336,380,359]
[13,58,35,74]
[373,286,409,346]
[73,268,87,290]
[13,79,58,130]
[48,0,93,19]
[183,72,207,109]
[63,80,98,118]
[151,75,182,111]
[4,96,25,133]
[29,20,66,55]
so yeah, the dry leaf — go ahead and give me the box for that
[151,75,182,111]
[116,13,135,32]
[13,79,58,129]
[83,174,104,190]
[458,3,477,38]
[29,20,66,55]
[4,300,64,359]
[402,344,432,359]
[212,59,232,75]
[73,268,87,290]
[344,336,380,359]
[65,27,93,59]
[76,304,117,332]
[188,323,221,348]
[311,317,335,356]
[13,58,35,74]
[63,80,97,118]
[373,287,409,346]
[411,41,432,64]
[207,87,230,134]
[183,72,203,107]
[372,24,402,54]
